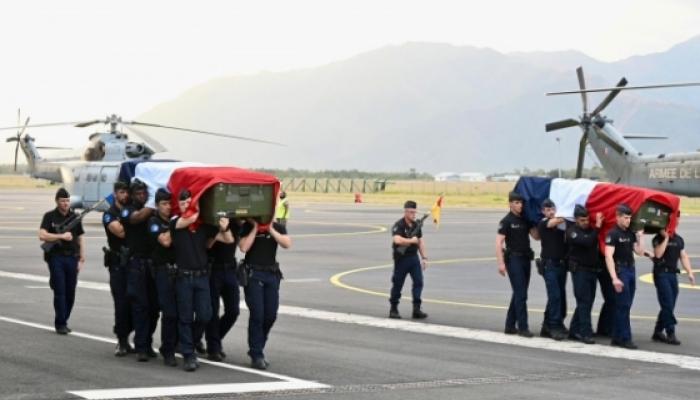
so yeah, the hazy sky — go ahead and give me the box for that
[2,0,700,157]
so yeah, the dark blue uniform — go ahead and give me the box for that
[124,204,159,356]
[652,234,685,337]
[605,226,637,344]
[389,218,424,307]
[40,208,84,331]
[241,222,286,363]
[170,218,218,362]
[566,224,600,341]
[148,213,177,359]
[102,205,133,346]
[537,218,568,334]
[498,212,534,333]
[205,225,241,357]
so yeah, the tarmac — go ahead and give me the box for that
[1,188,699,399]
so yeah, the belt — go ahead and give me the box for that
[177,269,208,278]
[543,258,565,264]
[212,262,237,271]
[152,263,176,271]
[654,266,680,274]
[248,263,279,272]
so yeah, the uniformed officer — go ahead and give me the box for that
[102,181,134,355]
[171,189,233,372]
[389,200,428,320]
[239,218,291,370]
[39,188,85,334]
[148,189,178,366]
[566,205,603,344]
[202,219,242,362]
[496,191,539,337]
[124,179,159,361]
[537,199,568,341]
[651,214,695,345]
[604,203,645,349]
[275,191,290,226]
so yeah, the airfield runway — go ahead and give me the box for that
[1,188,699,399]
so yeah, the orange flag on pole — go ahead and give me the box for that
[431,194,444,228]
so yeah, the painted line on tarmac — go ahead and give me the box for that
[329,259,700,323]
[293,221,387,238]
[0,314,328,399]
[639,270,700,291]
[285,278,322,283]
[2,270,700,372]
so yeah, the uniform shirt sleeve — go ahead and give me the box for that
[537,219,548,236]
[604,229,617,247]
[678,235,685,250]
[273,222,287,235]
[205,224,219,239]
[630,230,637,244]
[415,224,423,239]
[73,219,85,237]
[148,217,161,239]
[169,216,180,233]
[40,212,52,231]
[497,217,509,236]
[391,220,402,236]
[102,211,114,228]
[652,234,662,248]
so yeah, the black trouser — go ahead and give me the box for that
[176,272,212,359]
[108,263,133,341]
[570,268,598,338]
[205,266,240,355]
[153,265,178,357]
[596,267,616,336]
[127,257,159,353]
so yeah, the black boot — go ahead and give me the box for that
[666,333,681,345]
[412,304,427,319]
[389,304,401,319]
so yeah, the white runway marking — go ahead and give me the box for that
[2,270,700,372]
[0,314,328,399]
[25,285,49,289]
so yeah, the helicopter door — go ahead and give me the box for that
[81,166,101,204]
[99,166,119,200]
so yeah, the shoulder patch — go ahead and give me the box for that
[121,209,130,218]
[103,214,111,224]
[605,235,612,244]
[498,223,503,230]
[570,232,577,239]
[150,223,160,233]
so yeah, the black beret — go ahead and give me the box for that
[130,178,147,192]
[404,200,417,209]
[508,191,524,202]
[542,198,556,208]
[55,187,70,200]
[155,188,171,204]
[573,204,589,218]
[616,204,633,216]
[179,189,192,201]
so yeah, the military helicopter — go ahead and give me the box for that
[1,113,283,208]
[546,67,700,197]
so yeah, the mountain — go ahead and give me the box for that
[138,38,700,173]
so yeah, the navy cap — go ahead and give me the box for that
[55,187,70,200]
[573,204,589,218]
[542,198,556,208]
[616,204,633,216]
[404,200,417,209]
[155,188,171,204]
[508,191,524,202]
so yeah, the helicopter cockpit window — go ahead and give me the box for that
[83,140,106,161]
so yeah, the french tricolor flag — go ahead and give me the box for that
[513,177,680,242]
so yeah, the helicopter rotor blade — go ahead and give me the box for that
[12,117,30,172]
[590,77,628,117]
[576,134,587,179]
[36,146,74,150]
[74,119,106,128]
[576,66,588,115]
[122,125,168,153]
[546,81,700,96]
[126,121,286,147]
[623,135,668,140]
[545,119,580,132]
[0,121,85,131]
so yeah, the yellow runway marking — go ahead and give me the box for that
[330,258,700,323]
[639,270,700,291]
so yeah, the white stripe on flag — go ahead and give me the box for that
[549,178,602,219]
[133,162,204,208]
